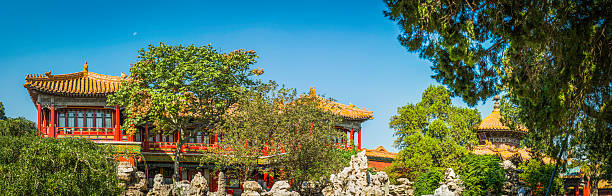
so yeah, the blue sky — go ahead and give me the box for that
[0,0,495,152]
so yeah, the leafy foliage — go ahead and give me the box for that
[518,160,564,196]
[458,154,505,196]
[107,43,260,180]
[385,0,612,178]
[413,169,443,196]
[387,85,480,180]
[0,101,36,137]
[0,136,120,195]
[204,82,349,185]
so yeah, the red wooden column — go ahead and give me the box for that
[114,106,121,141]
[144,125,149,151]
[36,104,41,136]
[214,133,219,145]
[49,104,56,138]
[350,128,354,149]
[358,128,362,150]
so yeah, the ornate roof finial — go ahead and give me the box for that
[493,95,500,111]
[309,86,316,96]
[83,61,88,72]
[120,72,127,79]
[44,70,52,78]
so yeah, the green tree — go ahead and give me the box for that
[0,101,6,120]
[107,43,261,182]
[458,154,505,196]
[0,101,36,137]
[384,0,612,181]
[518,160,564,196]
[388,85,480,180]
[204,82,350,187]
[413,169,443,196]
[0,136,120,195]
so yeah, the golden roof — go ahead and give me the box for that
[365,146,397,159]
[24,62,125,102]
[476,95,527,132]
[308,87,373,120]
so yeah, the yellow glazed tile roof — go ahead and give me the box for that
[308,87,374,120]
[24,62,125,102]
[365,146,397,159]
[476,96,527,133]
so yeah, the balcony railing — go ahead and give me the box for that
[56,127,116,141]
[144,141,216,153]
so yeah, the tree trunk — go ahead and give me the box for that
[173,129,185,183]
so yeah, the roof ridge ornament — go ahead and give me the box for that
[83,61,88,72]
[44,70,52,78]
[493,95,500,111]
[309,86,316,96]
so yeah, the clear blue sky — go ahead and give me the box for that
[0,0,495,152]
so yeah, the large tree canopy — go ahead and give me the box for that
[387,85,480,180]
[203,82,349,187]
[107,43,261,182]
[385,0,611,179]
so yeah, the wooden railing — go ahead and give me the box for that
[56,127,116,141]
[144,141,216,153]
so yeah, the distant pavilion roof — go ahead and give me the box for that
[308,87,374,120]
[476,95,527,133]
[24,62,126,104]
[364,146,397,159]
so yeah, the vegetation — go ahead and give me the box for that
[387,85,480,180]
[107,43,261,182]
[204,82,352,186]
[0,102,37,137]
[0,101,120,195]
[518,160,564,196]
[458,154,505,196]
[385,0,612,180]
[413,169,443,196]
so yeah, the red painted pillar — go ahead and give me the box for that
[36,104,41,136]
[214,133,219,145]
[144,125,149,151]
[350,128,354,149]
[179,167,183,181]
[49,104,56,138]
[114,106,121,141]
[358,128,362,150]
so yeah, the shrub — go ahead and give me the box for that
[0,136,121,195]
[458,154,505,196]
[518,160,564,196]
[413,168,443,196]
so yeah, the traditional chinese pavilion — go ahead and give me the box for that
[475,95,527,148]
[24,63,373,194]
[364,146,397,171]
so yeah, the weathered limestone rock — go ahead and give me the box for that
[322,150,390,196]
[262,181,299,196]
[189,172,209,196]
[432,168,463,196]
[174,180,191,196]
[500,160,530,196]
[389,178,414,196]
[242,181,263,196]
[207,172,231,196]
[147,174,172,196]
